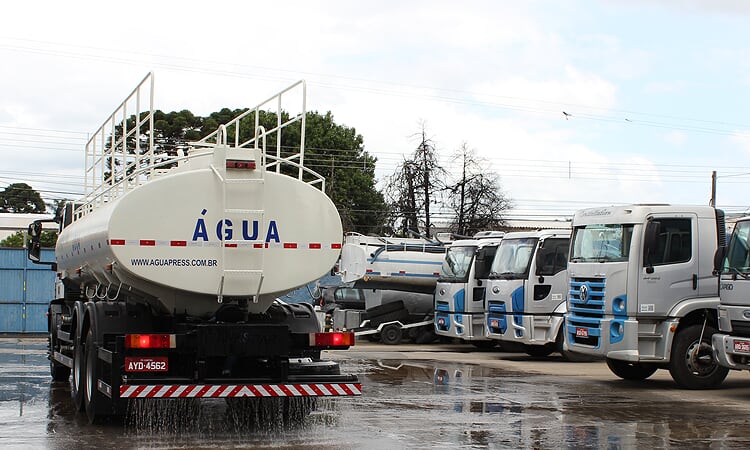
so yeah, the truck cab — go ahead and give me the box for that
[484,230,571,357]
[712,217,750,371]
[434,232,504,345]
[565,204,728,389]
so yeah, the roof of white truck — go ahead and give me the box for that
[500,229,571,240]
[572,204,718,226]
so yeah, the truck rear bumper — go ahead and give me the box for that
[712,333,750,370]
[118,382,362,398]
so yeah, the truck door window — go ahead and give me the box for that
[646,218,691,266]
[726,221,750,272]
[539,238,569,276]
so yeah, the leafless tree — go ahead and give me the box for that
[384,123,446,237]
[446,142,512,235]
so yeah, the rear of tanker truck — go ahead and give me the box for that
[30,73,360,423]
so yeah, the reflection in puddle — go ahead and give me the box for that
[0,339,749,448]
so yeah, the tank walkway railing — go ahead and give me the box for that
[73,76,325,223]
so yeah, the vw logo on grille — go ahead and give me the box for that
[580,284,589,303]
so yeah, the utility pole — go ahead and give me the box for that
[710,171,717,207]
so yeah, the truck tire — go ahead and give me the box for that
[72,330,86,412]
[669,324,729,389]
[51,359,71,382]
[524,344,554,357]
[380,324,402,345]
[84,328,110,423]
[606,358,657,380]
[48,312,71,382]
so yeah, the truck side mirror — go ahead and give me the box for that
[27,222,42,263]
[644,220,660,274]
[713,246,727,275]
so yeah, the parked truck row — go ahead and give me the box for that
[428,204,731,389]
[334,203,737,390]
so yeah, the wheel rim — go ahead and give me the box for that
[685,340,717,377]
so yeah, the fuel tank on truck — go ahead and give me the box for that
[55,76,342,317]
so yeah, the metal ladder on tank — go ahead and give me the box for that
[213,125,267,304]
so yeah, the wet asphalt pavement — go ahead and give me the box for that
[3,337,750,449]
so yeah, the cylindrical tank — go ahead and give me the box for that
[56,149,342,317]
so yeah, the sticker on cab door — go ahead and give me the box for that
[640,304,655,313]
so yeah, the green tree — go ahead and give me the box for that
[112,107,388,234]
[0,183,46,213]
[0,229,58,248]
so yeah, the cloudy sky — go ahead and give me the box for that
[2,0,750,220]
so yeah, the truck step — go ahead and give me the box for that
[637,332,663,340]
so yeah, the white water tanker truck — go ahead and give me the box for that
[27,74,360,423]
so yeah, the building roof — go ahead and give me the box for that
[0,213,56,240]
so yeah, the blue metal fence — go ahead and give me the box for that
[0,248,55,333]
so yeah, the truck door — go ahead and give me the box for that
[638,215,697,316]
[527,238,569,314]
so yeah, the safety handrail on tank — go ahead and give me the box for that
[73,76,325,223]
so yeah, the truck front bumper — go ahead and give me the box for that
[713,333,750,370]
[434,312,488,341]
[565,316,641,361]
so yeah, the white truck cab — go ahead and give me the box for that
[565,204,728,389]
[484,230,571,357]
[434,232,504,346]
[712,217,750,371]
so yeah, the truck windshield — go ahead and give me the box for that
[570,224,633,263]
[725,220,750,273]
[440,246,476,281]
[489,238,538,279]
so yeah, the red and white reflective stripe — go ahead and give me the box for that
[120,383,362,398]
[108,240,341,250]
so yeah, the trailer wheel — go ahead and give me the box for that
[72,330,86,412]
[380,324,402,345]
[669,324,729,389]
[606,358,657,380]
[84,328,111,423]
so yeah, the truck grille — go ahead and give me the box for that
[731,320,750,337]
[568,277,606,347]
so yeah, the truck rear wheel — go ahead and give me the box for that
[84,328,112,423]
[606,358,657,380]
[669,324,729,389]
[72,331,86,411]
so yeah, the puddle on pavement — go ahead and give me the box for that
[1,339,749,448]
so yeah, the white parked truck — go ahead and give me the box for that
[27,74,360,423]
[565,204,729,389]
[484,230,572,357]
[712,217,750,372]
[434,232,504,346]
